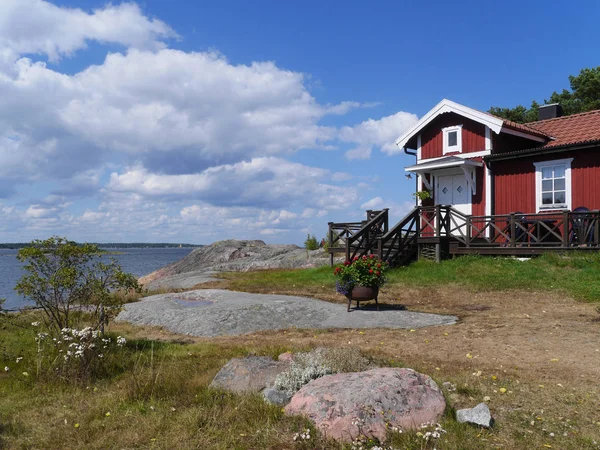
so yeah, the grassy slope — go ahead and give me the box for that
[219,252,600,302]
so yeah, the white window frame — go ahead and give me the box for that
[442,125,463,154]
[533,158,573,212]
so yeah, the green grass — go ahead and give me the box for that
[386,253,600,302]
[219,252,600,302]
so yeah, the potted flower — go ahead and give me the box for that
[413,190,433,206]
[333,255,389,311]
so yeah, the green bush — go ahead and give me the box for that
[304,234,319,251]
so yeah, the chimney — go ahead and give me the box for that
[538,103,563,121]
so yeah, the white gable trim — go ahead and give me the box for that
[395,99,505,150]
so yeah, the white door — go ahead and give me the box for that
[436,174,471,216]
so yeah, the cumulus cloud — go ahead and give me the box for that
[108,157,357,210]
[0,0,177,61]
[0,1,420,243]
[339,111,418,158]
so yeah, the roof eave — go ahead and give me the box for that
[395,99,505,150]
[484,140,600,162]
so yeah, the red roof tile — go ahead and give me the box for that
[526,109,600,148]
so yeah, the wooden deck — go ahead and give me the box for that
[328,206,600,265]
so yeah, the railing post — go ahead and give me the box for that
[562,211,570,248]
[435,205,441,238]
[466,216,472,247]
[510,213,516,247]
[595,211,600,247]
[328,222,334,266]
[378,238,383,261]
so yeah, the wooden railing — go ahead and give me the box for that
[417,206,600,249]
[377,207,420,265]
[329,206,600,265]
[328,209,389,265]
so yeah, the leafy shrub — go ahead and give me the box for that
[274,348,375,397]
[304,234,320,251]
[14,236,140,333]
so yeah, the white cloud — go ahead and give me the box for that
[108,157,357,211]
[345,147,372,160]
[339,111,418,157]
[0,48,362,183]
[0,1,421,244]
[361,197,385,210]
[0,1,177,61]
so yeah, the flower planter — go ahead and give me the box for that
[345,286,379,312]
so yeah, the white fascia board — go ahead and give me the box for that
[394,99,504,149]
[419,150,491,163]
[405,158,483,172]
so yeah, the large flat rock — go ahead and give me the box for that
[116,289,457,337]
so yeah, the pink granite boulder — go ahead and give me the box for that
[284,368,445,442]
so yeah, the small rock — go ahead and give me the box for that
[262,386,291,405]
[278,352,294,362]
[209,356,289,394]
[456,402,494,428]
[285,367,445,442]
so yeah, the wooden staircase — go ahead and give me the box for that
[328,208,421,267]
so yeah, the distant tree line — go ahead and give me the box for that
[489,66,600,123]
[0,242,203,250]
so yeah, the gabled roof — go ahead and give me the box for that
[395,99,551,150]
[486,109,600,161]
[527,109,600,148]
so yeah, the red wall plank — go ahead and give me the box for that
[421,113,486,160]
[493,148,600,214]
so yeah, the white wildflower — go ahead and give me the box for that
[4,366,9,372]
[31,321,40,327]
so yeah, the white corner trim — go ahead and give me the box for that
[484,126,492,218]
[533,158,573,212]
[485,126,492,150]
[442,124,463,154]
[417,134,422,161]
[395,99,505,149]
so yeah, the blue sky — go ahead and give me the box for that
[0,0,598,245]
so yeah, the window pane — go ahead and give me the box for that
[541,167,553,179]
[554,165,565,178]
[542,180,553,192]
[554,178,565,190]
[542,193,553,204]
[448,131,457,147]
[554,191,565,204]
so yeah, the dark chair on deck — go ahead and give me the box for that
[570,206,594,246]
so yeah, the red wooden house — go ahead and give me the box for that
[398,98,600,217]
[328,99,600,264]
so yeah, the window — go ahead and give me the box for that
[442,125,463,154]
[534,158,573,211]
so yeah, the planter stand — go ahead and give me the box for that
[346,286,379,312]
